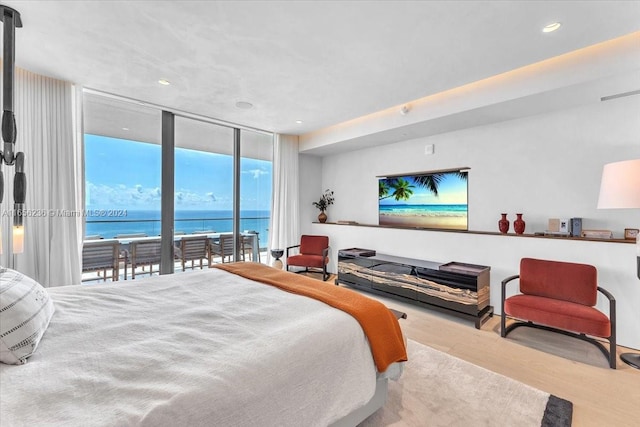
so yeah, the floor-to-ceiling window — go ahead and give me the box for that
[240,129,273,262]
[174,116,240,266]
[174,117,234,235]
[84,93,162,239]
[82,91,273,280]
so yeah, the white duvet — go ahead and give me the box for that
[0,268,381,426]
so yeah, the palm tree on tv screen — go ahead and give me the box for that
[413,171,467,197]
[379,171,468,201]
[379,180,391,199]
[379,177,415,201]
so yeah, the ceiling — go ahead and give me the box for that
[2,1,640,148]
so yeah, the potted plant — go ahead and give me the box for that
[312,189,334,223]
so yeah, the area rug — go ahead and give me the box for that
[360,339,573,427]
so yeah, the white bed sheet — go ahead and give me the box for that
[0,268,382,426]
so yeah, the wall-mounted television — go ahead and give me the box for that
[378,168,468,231]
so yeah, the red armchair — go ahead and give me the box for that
[501,258,616,369]
[286,235,330,281]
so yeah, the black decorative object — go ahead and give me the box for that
[0,5,25,253]
[270,248,284,269]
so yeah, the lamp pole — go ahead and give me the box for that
[0,5,25,254]
[597,159,640,369]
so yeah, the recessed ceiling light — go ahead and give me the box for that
[158,79,171,85]
[122,127,129,131]
[542,22,561,33]
[235,101,253,109]
[295,120,303,124]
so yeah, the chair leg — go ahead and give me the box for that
[609,336,617,369]
[609,322,617,369]
[500,284,507,337]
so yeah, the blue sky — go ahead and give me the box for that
[85,134,272,211]
[379,173,467,205]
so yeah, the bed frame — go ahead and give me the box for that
[330,377,388,426]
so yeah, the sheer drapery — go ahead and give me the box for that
[268,134,299,263]
[0,68,83,287]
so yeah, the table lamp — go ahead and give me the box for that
[597,158,640,369]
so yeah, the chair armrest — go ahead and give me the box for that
[598,286,616,342]
[598,286,616,317]
[322,246,329,258]
[597,286,615,302]
[501,274,520,287]
[286,244,300,258]
[501,274,520,295]
[501,274,520,316]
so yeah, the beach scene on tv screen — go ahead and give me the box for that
[379,171,468,230]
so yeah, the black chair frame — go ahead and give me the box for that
[286,244,330,281]
[501,274,617,369]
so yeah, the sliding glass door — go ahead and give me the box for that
[174,116,240,266]
[239,129,273,263]
[83,91,273,279]
[84,94,162,240]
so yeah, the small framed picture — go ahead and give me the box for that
[624,228,639,240]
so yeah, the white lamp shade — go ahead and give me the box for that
[597,159,640,209]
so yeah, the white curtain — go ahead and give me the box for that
[0,68,83,287]
[268,134,299,263]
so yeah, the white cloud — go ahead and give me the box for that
[242,168,269,179]
[86,182,237,210]
[86,181,162,209]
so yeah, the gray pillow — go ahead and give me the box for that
[0,267,55,364]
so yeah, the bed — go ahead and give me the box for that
[0,263,407,426]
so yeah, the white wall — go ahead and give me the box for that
[300,95,640,349]
[299,153,323,225]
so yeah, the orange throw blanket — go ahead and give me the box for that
[215,262,408,372]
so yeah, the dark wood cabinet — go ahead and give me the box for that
[337,248,493,328]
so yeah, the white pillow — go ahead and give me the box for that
[0,267,55,364]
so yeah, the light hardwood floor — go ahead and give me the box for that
[339,282,640,427]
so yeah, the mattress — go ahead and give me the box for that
[0,268,398,426]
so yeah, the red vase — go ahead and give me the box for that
[514,213,526,235]
[498,213,509,234]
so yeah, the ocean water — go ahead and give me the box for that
[379,204,467,217]
[86,210,270,245]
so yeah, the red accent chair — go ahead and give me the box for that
[501,258,616,369]
[286,235,330,281]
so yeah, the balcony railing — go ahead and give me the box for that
[86,216,269,249]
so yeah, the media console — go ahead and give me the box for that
[336,248,493,328]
